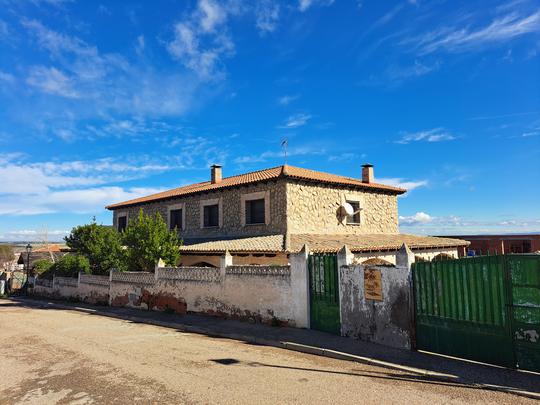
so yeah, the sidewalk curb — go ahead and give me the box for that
[10,297,540,401]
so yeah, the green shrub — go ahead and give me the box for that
[53,254,90,277]
[65,220,125,274]
[122,209,181,272]
[33,259,54,275]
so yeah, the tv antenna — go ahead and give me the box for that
[281,138,288,165]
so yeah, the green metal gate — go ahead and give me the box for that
[308,253,341,334]
[507,255,540,372]
[413,254,540,372]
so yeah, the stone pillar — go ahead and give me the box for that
[108,269,114,306]
[396,243,416,349]
[337,245,353,269]
[154,258,165,281]
[396,243,415,270]
[337,245,353,336]
[220,250,233,280]
[77,271,81,287]
[290,245,310,328]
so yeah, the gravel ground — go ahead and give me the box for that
[0,299,535,405]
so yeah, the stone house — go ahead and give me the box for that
[106,164,467,266]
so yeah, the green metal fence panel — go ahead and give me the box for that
[414,254,540,372]
[414,256,515,368]
[507,255,540,372]
[309,253,340,335]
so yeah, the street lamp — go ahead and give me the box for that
[24,243,32,295]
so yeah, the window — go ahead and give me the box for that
[203,204,219,227]
[118,215,127,232]
[346,201,361,224]
[245,198,265,225]
[170,208,183,231]
[241,191,269,226]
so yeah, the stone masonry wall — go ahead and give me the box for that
[286,181,399,234]
[112,178,399,240]
[113,180,287,240]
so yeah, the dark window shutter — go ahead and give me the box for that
[204,204,219,227]
[118,216,127,232]
[246,198,265,224]
[170,209,182,230]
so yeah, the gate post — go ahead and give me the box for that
[220,250,233,280]
[397,243,416,349]
[337,245,353,336]
[290,245,310,328]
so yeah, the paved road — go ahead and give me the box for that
[0,299,534,404]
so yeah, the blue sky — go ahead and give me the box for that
[0,0,539,241]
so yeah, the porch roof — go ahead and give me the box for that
[179,233,468,254]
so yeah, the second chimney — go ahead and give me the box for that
[362,163,374,183]
[211,164,222,184]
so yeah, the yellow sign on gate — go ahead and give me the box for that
[364,268,383,301]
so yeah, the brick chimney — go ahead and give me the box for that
[211,164,222,184]
[362,163,374,183]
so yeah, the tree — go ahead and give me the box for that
[33,259,53,275]
[53,255,90,277]
[65,220,125,275]
[0,245,15,270]
[122,209,181,272]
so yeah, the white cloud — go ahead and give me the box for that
[280,113,312,129]
[135,35,145,54]
[298,0,334,12]
[22,18,96,58]
[0,229,70,242]
[385,60,440,81]
[396,128,456,144]
[20,19,199,123]
[0,70,15,83]
[256,1,280,33]
[399,211,433,225]
[234,146,324,164]
[0,186,165,216]
[167,0,235,80]
[26,66,79,98]
[0,19,8,39]
[0,154,173,215]
[404,10,540,55]
[278,94,299,106]
[327,152,365,162]
[399,214,540,235]
[376,177,428,192]
[198,0,227,32]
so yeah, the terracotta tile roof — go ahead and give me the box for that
[178,233,468,254]
[106,165,406,209]
[180,234,285,253]
[33,244,65,253]
[288,233,469,253]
